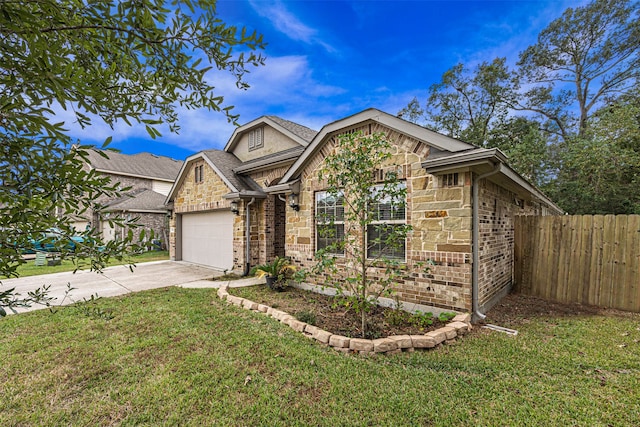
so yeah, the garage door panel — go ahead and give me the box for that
[181,211,233,270]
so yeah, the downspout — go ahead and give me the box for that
[243,197,256,276]
[472,163,502,322]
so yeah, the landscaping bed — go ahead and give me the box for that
[230,284,456,339]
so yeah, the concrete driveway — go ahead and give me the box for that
[1,261,258,315]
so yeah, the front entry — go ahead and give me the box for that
[273,196,286,258]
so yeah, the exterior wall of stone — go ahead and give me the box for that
[284,122,474,313]
[170,159,245,270]
[170,160,294,273]
[245,165,292,268]
[173,160,233,213]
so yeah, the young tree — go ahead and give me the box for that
[0,0,266,314]
[314,131,411,338]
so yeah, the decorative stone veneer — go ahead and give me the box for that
[284,122,474,313]
[173,161,233,214]
[217,284,472,355]
[170,160,294,272]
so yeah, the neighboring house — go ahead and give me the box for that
[74,149,183,247]
[167,109,562,318]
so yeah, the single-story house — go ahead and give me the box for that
[166,109,562,318]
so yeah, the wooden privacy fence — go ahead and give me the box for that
[514,215,640,312]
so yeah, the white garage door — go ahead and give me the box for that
[181,211,234,270]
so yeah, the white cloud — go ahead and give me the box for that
[248,0,336,53]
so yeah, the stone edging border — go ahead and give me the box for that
[217,284,473,355]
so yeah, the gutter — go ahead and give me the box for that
[243,198,256,276]
[472,163,502,322]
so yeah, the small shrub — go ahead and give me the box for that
[295,310,317,325]
[438,312,457,322]
[384,308,411,326]
[409,311,434,329]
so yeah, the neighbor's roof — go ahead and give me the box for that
[104,188,168,213]
[85,149,183,182]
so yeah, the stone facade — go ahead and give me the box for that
[169,110,560,315]
[285,123,475,312]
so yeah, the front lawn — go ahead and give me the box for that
[0,289,638,425]
[4,251,169,278]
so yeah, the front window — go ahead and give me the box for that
[367,183,406,260]
[315,191,344,255]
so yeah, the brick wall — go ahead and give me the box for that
[284,123,474,313]
[476,179,540,311]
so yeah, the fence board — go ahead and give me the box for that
[514,214,640,312]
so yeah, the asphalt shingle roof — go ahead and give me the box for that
[104,188,168,212]
[86,149,183,182]
[266,116,318,143]
[201,150,263,193]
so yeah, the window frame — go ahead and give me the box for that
[315,190,345,255]
[248,127,264,151]
[194,164,204,183]
[366,182,407,261]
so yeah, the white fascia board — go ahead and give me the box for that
[421,148,507,171]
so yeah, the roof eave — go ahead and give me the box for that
[422,149,563,213]
[233,152,301,174]
[279,108,476,185]
[222,191,268,200]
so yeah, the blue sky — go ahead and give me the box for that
[65,0,587,160]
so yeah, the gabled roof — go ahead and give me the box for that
[200,150,263,193]
[104,188,168,213]
[223,115,317,152]
[85,149,183,182]
[279,108,476,184]
[165,150,264,204]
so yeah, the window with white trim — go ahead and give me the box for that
[248,127,264,151]
[315,191,344,255]
[367,182,406,260]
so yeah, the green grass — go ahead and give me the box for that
[1,288,639,426]
[7,251,169,278]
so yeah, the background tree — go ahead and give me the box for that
[0,0,266,314]
[549,99,640,214]
[515,0,639,141]
[399,58,514,146]
[400,0,639,214]
[314,131,411,338]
